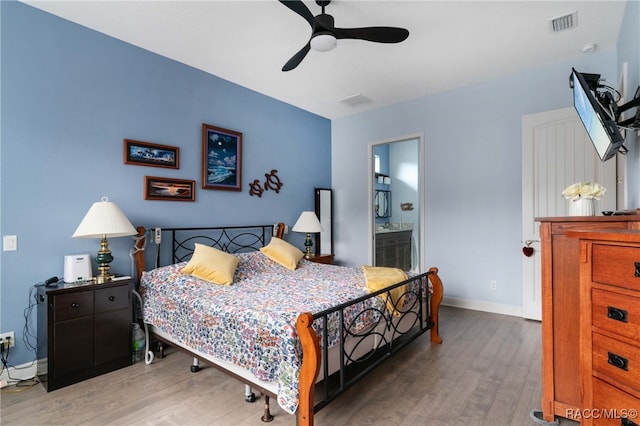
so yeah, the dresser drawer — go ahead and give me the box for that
[592,244,640,291]
[95,285,130,313]
[592,332,640,396]
[592,288,640,341]
[53,291,94,322]
[592,377,640,426]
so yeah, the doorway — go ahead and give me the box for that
[521,107,617,320]
[369,134,425,272]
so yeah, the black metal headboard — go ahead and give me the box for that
[151,224,279,268]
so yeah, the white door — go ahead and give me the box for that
[521,107,616,320]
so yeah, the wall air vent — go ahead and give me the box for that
[339,94,373,107]
[550,11,577,32]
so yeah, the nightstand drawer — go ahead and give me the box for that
[592,332,640,395]
[54,292,93,321]
[95,285,130,313]
[592,288,640,341]
[592,244,640,291]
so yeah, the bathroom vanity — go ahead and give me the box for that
[375,225,412,270]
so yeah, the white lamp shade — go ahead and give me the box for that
[292,211,323,233]
[72,197,136,238]
[310,33,337,52]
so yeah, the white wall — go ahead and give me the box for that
[617,0,640,207]
[332,51,617,312]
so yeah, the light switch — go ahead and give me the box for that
[3,235,17,251]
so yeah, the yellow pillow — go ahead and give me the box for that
[260,237,304,270]
[181,243,239,285]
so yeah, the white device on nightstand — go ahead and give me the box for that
[64,254,92,283]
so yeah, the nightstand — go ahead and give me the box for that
[306,253,334,264]
[37,278,133,391]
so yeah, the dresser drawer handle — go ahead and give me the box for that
[635,262,640,277]
[607,306,628,323]
[70,302,80,309]
[608,352,629,371]
[622,417,638,426]
[109,296,115,302]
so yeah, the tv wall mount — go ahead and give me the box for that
[580,72,640,131]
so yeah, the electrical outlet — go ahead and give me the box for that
[0,331,15,348]
[490,280,497,290]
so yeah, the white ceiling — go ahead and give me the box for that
[22,1,627,120]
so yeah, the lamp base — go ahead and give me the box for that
[304,233,313,259]
[94,272,113,284]
[94,235,114,284]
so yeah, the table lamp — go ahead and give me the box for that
[72,196,137,283]
[292,211,323,259]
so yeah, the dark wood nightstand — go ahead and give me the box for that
[37,278,133,391]
[305,253,334,264]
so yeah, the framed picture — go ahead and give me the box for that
[201,124,242,191]
[124,139,179,169]
[144,176,195,202]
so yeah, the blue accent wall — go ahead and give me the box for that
[1,2,331,366]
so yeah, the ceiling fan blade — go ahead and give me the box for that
[282,43,311,72]
[279,0,315,28]
[334,27,409,43]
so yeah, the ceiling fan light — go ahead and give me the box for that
[310,33,337,52]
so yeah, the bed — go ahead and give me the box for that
[132,224,443,425]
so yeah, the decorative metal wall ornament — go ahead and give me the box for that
[264,169,283,193]
[400,202,414,211]
[248,169,284,197]
[248,179,264,197]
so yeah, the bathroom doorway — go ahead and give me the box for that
[369,134,424,272]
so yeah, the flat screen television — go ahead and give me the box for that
[570,68,625,162]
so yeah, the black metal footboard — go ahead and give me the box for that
[311,270,434,413]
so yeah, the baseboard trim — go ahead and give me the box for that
[442,296,523,317]
[0,361,38,385]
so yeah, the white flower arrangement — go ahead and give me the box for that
[561,182,607,201]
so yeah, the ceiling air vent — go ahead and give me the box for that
[340,94,373,107]
[550,11,577,32]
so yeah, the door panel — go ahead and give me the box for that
[522,107,616,320]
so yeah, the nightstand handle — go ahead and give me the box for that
[108,296,115,301]
[608,352,629,371]
[70,302,80,309]
[607,306,628,323]
[635,262,640,277]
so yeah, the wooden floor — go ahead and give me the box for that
[0,306,578,425]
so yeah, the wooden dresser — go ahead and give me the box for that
[568,229,640,426]
[536,216,640,423]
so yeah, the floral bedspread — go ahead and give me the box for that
[140,252,393,414]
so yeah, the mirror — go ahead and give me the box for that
[314,188,333,255]
[375,190,391,218]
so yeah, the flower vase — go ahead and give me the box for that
[569,198,595,216]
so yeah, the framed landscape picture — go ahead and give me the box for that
[144,176,195,201]
[124,139,179,169]
[201,124,242,191]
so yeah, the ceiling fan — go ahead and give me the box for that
[279,0,410,71]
